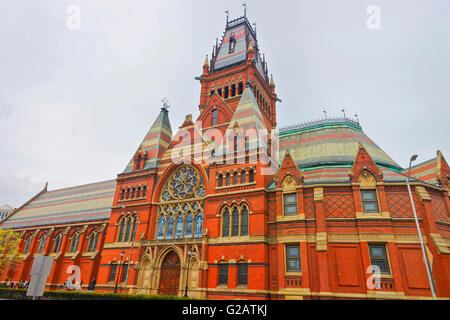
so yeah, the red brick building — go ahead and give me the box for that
[1,13,449,300]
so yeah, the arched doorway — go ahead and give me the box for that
[158,251,181,296]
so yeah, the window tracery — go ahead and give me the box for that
[157,165,205,240]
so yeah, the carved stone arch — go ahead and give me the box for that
[358,169,377,187]
[153,246,183,296]
[282,174,297,192]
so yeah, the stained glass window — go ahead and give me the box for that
[222,208,230,237]
[175,215,183,239]
[194,214,203,238]
[231,207,239,236]
[166,215,174,239]
[158,165,205,240]
[185,212,193,238]
[241,206,248,236]
[157,216,165,239]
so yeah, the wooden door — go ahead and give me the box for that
[158,251,180,296]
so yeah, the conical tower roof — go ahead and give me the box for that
[122,107,172,173]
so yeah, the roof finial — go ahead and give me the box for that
[323,109,327,119]
[270,74,275,88]
[354,113,359,124]
[243,2,247,17]
[161,97,170,111]
[341,108,346,118]
[225,10,229,25]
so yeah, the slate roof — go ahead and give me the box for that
[122,107,172,173]
[278,118,402,171]
[212,16,268,83]
[215,84,269,156]
[1,180,116,229]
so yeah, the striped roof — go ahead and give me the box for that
[278,118,402,171]
[215,84,269,156]
[122,107,172,173]
[1,180,116,229]
[403,158,438,185]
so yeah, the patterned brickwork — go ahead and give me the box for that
[323,189,355,218]
[304,190,315,219]
[430,192,448,222]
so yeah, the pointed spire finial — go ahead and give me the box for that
[243,3,247,17]
[225,10,229,25]
[203,54,209,67]
[161,97,170,111]
[270,74,275,87]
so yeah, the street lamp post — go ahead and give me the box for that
[184,249,192,297]
[406,154,437,299]
[114,250,125,293]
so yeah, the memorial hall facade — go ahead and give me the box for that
[1,13,449,300]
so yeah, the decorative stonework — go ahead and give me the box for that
[415,186,431,202]
[314,187,324,202]
[358,170,377,187]
[316,232,327,251]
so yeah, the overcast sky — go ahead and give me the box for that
[1,0,449,208]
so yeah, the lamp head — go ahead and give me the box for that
[410,154,418,162]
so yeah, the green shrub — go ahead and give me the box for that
[0,287,193,300]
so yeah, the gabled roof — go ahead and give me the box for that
[1,180,116,229]
[403,150,450,186]
[122,107,172,173]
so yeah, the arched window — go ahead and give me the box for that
[222,208,230,237]
[135,155,142,171]
[120,189,125,200]
[184,212,193,238]
[237,262,248,286]
[238,82,243,95]
[233,135,239,153]
[37,235,47,254]
[157,216,165,239]
[86,231,98,252]
[69,232,80,253]
[210,89,215,96]
[233,172,239,185]
[245,137,249,153]
[126,188,130,199]
[231,207,239,236]
[231,84,236,97]
[218,174,223,187]
[109,263,118,283]
[194,214,203,238]
[224,86,229,99]
[141,185,147,198]
[241,171,246,184]
[241,206,249,236]
[211,109,218,126]
[131,188,135,199]
[217,88,222,97]
[23,236,32,254]
[175,215,183,239]
[249,169,254,183]
[166,215,174,239]
[118,218,126,242]
[124,217,133,242]
[52,233,63,253]
[158,165,205,240]
[226,173,231,186]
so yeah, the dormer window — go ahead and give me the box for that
[229,33,236,53]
